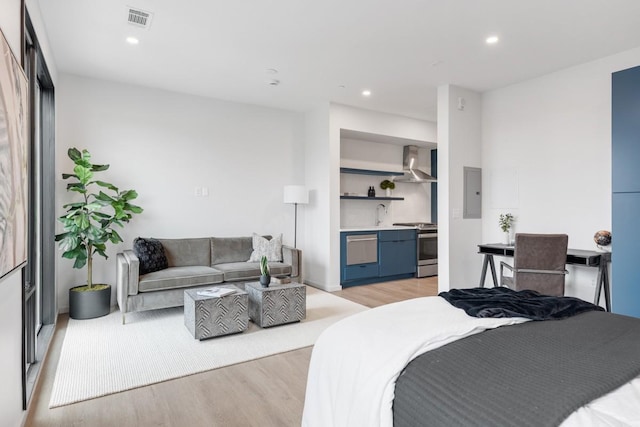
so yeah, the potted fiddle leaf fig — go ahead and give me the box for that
[55,148,143,319]
[259,255,271,287]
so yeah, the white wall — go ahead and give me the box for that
[437,85,482,290]
[481,46,640,303]
[303,105,331,289]
[56,74,305,310]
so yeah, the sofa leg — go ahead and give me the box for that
[122,313,126,325]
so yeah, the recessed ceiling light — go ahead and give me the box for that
[362,90,371,97]
[486,35,499,45]
[266,68,278,74]
[126,36,139,45]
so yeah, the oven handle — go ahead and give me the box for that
[418,233,437,239]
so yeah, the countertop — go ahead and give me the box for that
[339,225,417,232]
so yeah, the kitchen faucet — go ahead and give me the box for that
[376,203,387,226]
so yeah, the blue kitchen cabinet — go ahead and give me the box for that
[378,230,416,277]
[340,231,379,285]
[340,229,416,287]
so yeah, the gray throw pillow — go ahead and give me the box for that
[248,233,283,262]
[133,237,168,275]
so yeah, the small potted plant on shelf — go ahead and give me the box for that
[498,213,515,245]
[55,148,143,319]
[380,179,396,197]
[259,255,271,287]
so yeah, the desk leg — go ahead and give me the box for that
[602,262,611,312]
[489,256,498,288]
[594,261,612,312]
[479,254,499,288]
[594,264,603,307]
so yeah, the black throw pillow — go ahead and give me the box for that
[133,237,168,275]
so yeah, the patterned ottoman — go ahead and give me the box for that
[184,285,248,340]
[245,282,306,328]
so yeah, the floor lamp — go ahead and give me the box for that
[283,185,308,248]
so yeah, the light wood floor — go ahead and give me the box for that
[25,277,438,427]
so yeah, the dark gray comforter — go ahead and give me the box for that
[439,287,604,320]
[393,311,640,427]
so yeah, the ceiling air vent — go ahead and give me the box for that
[127,7,153,29]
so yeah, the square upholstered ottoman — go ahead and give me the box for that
[245,282,306,327]
[184,285,248,340]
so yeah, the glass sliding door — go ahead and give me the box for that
[22,11,56,408]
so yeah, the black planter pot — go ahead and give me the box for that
[69,284,111,319]
[259,275,271,287]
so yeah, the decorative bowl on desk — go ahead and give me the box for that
[593,230,611,251]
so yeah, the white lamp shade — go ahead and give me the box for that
[284,185,308,204]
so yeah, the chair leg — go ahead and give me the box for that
[122,313,126,325]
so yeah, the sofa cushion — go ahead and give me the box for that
[158,238,211,267]
[248,233,283,262]
[138,266,223,292]
[213,262,292,282]
[210,236,254,264]
[133,238,168,275]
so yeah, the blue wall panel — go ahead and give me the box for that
[612,65,640,193]
[612,65,640,317]
[612,193,640,317]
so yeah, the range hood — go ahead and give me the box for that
[394,145,437,183]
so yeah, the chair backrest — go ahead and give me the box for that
[513,233,569,296]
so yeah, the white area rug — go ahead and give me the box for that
[49,286,367,408]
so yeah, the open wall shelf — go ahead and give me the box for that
[340,167,404,176]
[340,196,404,200]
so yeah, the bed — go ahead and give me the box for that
[302,289,640,426]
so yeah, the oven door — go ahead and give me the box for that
[418,232,438,266]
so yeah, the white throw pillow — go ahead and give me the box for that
[248,233,283,262]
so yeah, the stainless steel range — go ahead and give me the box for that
[393,222,438,277]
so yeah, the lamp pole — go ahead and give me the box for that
[293,202,299,248]
[284,185,308,249]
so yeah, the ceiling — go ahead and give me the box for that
[36,0,640,122]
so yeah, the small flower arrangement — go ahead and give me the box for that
[499,213,514,232]
[379,180,396,190]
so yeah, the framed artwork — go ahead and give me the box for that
[0,25,29,281]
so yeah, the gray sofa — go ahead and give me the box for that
[116,236,301,324]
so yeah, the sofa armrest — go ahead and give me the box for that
[283,245,302,282]
[116,250,141,315]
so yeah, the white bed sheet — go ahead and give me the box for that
[302,296,640,426]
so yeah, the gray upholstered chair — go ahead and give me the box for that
[500,233,569,296]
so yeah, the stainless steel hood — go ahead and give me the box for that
[394,145,436,183]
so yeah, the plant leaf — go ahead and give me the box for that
[68,147,81,162]
[95,191,115,203]
[74,164,93,184]
[91,164,110,172]
[125,204,143,214]
[95,180,117,191]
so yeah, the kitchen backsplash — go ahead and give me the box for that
[340,139,433,227]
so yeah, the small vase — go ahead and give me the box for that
[259,275,271,287]
[503,231,510,245]
[386,188,391,197]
